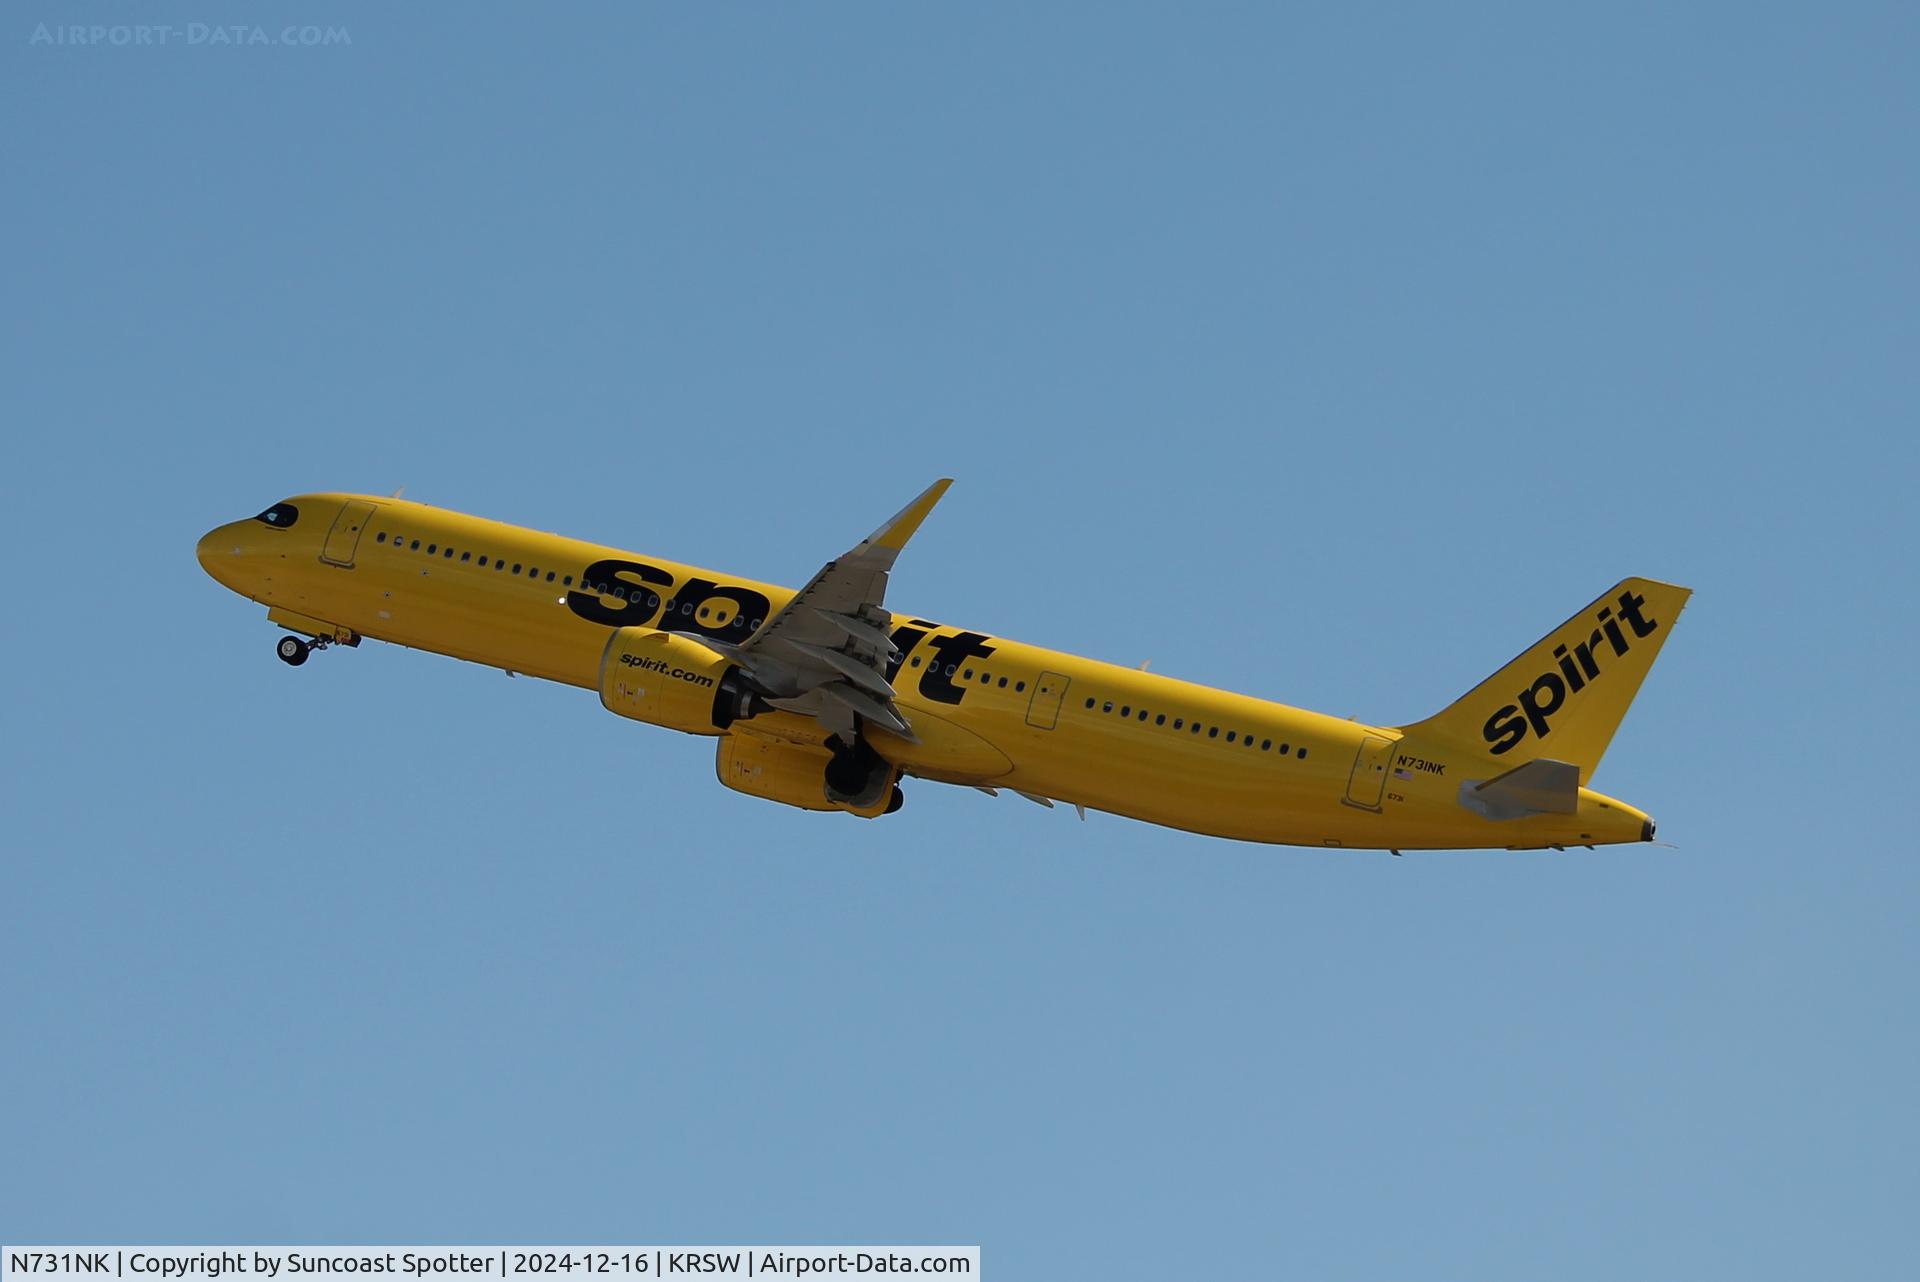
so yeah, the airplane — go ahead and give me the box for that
[196,482,1690,852]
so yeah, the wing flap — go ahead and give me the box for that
[819,682,916,741]
[811,607,899,656]
[787,640,899,701]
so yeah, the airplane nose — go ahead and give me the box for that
[197,525,239,587]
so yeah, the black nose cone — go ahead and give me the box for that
[1642,819,1657,842]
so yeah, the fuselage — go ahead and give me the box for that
[197,492,1655,850]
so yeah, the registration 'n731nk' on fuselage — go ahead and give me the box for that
[196,483,1691,852]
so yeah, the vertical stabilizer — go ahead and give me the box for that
[1395,578,1691,783]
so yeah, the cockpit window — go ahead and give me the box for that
[254,502,299,528]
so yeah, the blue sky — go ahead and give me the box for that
[3,3,1915,1277]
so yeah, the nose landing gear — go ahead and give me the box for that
[272,616,360,667]
[276,634,344,666]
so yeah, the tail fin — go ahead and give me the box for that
[1396,578,1692,783]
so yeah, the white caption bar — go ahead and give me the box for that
[2,1250,979,1281]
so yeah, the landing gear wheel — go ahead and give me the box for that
[885,785,905,815]
[276,635,310,666]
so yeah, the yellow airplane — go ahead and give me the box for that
[196,482,1689,852]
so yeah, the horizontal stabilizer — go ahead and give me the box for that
[1461,758,1580,821]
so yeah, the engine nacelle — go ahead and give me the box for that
[717,734,898,818]
[599,628,755,734]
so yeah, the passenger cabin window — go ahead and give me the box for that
[253,502,300,528]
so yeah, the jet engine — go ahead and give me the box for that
[717,734,902,818]
[599,628,761,734]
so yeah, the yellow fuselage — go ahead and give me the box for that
[197,493,1654,850]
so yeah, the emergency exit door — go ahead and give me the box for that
[1025,671,1071,730]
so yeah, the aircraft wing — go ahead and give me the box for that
[726,479,952,741]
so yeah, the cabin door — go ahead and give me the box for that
[321,501,378,567]
[1344,735,1395,811]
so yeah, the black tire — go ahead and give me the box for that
[885,785,905,815]
[276,635,310,666]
